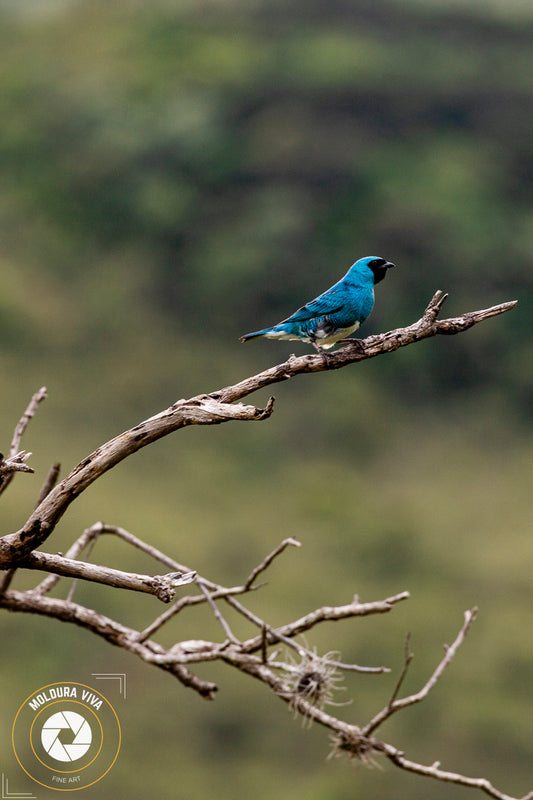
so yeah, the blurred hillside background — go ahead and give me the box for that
[0,0,532,798]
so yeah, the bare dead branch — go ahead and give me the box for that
[0,450,34,476]
[221,609,530,800]
[0,517,529,799]
[239,591,411,654]
[20,550,196,602]
[0,587,217,699]
[0,386,47,497]
[0,534,403,694]
[0,387,48,593]
[31,521,196,598]
[213,294,517,404]
[0,386,47,578]
[0,396,275,564]
[224,593,390,674]
[0,294,515,565]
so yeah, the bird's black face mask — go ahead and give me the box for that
[369,259,395,284]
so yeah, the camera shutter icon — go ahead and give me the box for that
[41,711,92,762]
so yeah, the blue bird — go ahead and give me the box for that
[240,256,395,353]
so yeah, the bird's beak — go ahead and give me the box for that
[385,261,396,269]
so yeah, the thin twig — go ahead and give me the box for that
[244,537,301,588]
[35,462,61,507]
[238,591,411,653]
[66,533,98,602]
[381,743,533,800]
[134,582,261,643]
[387,632,414,707]
[9,387,47,457]
[362,608,478,736]
[197,580,240,644]
[135,537,303,644]
[261,625,268,664]
[0,386,47,497]
[225,594,389,674]
[0,569,16,595]
[98,523,194,575]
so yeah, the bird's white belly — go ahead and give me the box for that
[315,322,360,349]
[262,322,360,349]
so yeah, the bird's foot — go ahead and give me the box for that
[338,337,365,353]
[312,342,332,366]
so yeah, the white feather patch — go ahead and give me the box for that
[263,322,360,349]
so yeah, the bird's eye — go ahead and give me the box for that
[369,258,386,267]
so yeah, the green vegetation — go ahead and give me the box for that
[0,1,532,798]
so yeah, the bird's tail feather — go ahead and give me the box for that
[240,324,296,343]
[239,328,269,343]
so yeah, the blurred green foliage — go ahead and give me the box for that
[0,1,532,798]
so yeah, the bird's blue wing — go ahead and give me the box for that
[281,286,346,324]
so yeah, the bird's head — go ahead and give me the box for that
[355,256,395,284]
